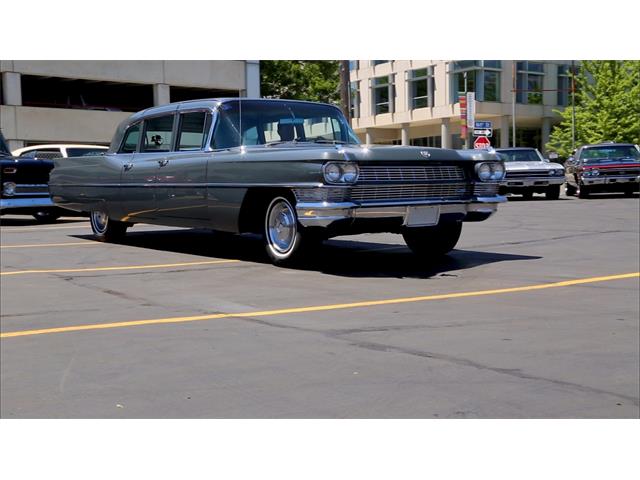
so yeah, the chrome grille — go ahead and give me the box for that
[473,183,499,196]
[293,188,349,203]
[505,170,551,178]
[599,168,639,177]
[358,165,464,183]
[350,183,470,202]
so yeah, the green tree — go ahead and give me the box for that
[547,60,640,158]
[260,61,340,104]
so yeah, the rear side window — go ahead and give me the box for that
[120,123,141,153]
[176,112,209,151]
[143,115,175,153]
[21,149,62,159]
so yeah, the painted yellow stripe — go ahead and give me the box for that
[1,241,101,249]
[0,259,240,276]
[2,272,637,339]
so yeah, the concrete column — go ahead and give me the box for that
[541,117,551,153]
[440,118,450,148]
[401,124,410,145]
[153,83,170,106]
[365,129,374,145]
[245,60,260,98]
[543,63,558,106]
[499,115,510,148]
[2,72,22,106]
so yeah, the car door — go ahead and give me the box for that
[119,114,173,222]
[154,109,211,226]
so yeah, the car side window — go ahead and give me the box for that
[143,115,175,153]
[176,112,209,151]
[31,150,63,160]
[120,123,141,153]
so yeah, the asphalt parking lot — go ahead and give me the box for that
[1,193,639,418]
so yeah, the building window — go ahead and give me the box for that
[372,75,394,115]
[516,61,545,105]
[372,60,389,66]
[349,60,359,71]
[450,61,501,103]
[350,81,360,118]
[410,136,442,147]
[408,67,434,109]
[557,64,573,106]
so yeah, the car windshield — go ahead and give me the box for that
[66,147,107,157]
[496,149,544,162]
[580,145,640,163]
[211,100,361,149]
[0,133,10,157]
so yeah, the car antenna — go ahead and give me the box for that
[238,88,242,148]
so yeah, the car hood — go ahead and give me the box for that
[242,144,501,163]
[504,161,564,171]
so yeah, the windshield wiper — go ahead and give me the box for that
[311,139,348,145]
[264,140,300,147]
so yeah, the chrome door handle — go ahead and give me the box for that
[158,158,169,167]
[123,162,133,171]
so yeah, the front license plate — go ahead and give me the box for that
[405,206,440,227]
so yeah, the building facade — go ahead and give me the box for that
[349,60,575,153]
[0,60,260,151]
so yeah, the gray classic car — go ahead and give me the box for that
[49,98,506,264]
[494,147,565,200]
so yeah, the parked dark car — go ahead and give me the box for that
[564,143,640,198]
[49,98,507,264]
[494,147,565,200]
[0,131,63,222]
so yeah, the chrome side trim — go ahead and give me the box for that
[1,197,55,210]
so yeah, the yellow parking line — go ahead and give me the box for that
[0,259,240,276]
[1,242,102,249]
[2,272,637,339]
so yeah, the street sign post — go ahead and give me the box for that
[473,136,491,149]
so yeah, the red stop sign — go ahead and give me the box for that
[474,136,491,149]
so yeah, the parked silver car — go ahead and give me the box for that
[494,148,565,200]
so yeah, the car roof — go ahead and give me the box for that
[582,143,636,148]
[494,147,538,151]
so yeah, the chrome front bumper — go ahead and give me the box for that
[500,176,565,188]
[0,197,55,211]
[581,175,640,186]
[296,196,506,228]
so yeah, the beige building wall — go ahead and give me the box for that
[349,60,571,153]
[0,60,260,151]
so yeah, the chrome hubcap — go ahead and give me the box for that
[91,211,108,233]
[267,199,296,253]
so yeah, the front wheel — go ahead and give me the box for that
[402,221,462,259]
[263,196,320,265]
[545,184,561,200]
[90,210,128,242]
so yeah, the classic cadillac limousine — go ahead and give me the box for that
[49,98,507,264]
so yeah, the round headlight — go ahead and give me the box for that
[591,169,599,176]
[477,163,492,181]
[548,169,556,176]
[490,162,505,181]
[341,163,359,183]
[324,163,342,183]
[3,182,16,196]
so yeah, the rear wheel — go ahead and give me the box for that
[545,184,561,200]
[565,183,577,196]
[402,221,462,259]
[577,183,590,199]
[263,196,320,265]
[90,210,128,242]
